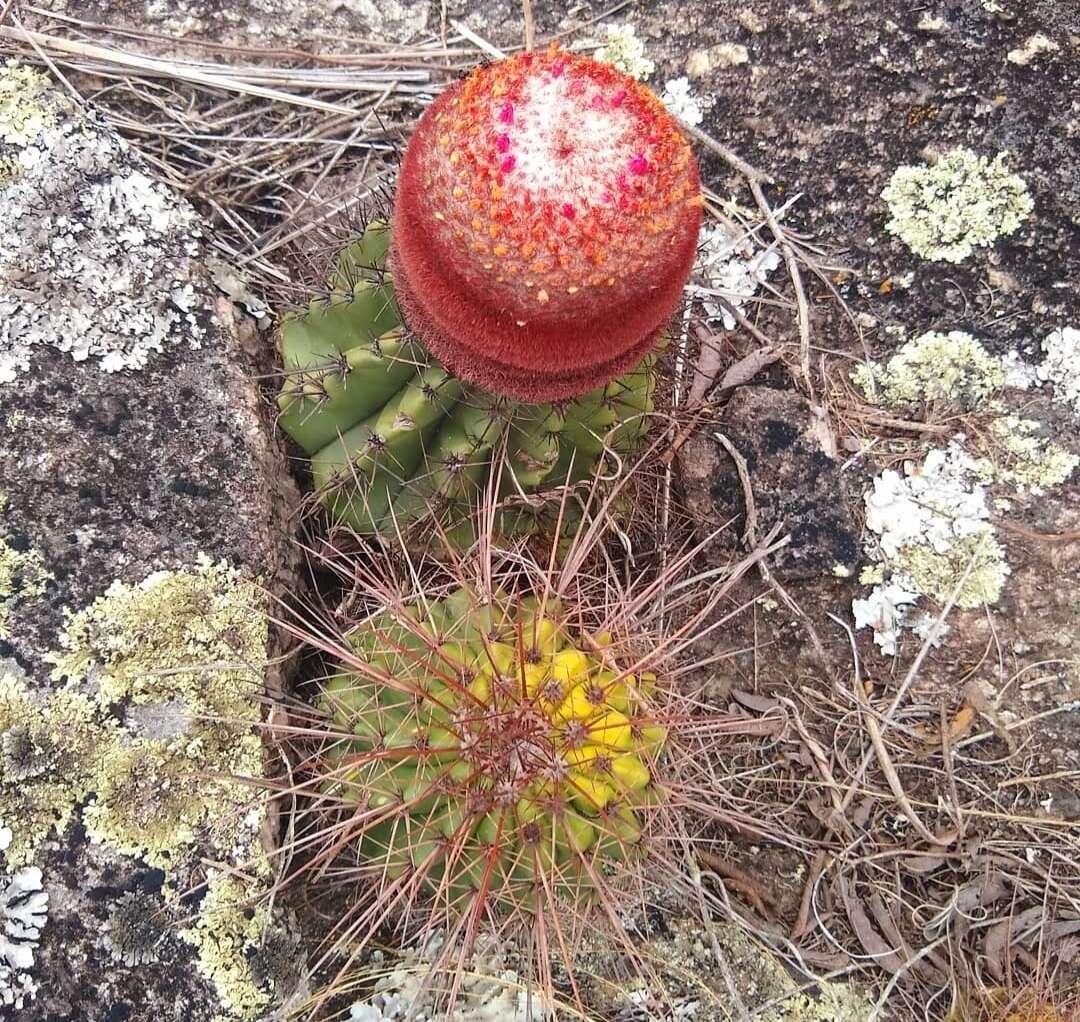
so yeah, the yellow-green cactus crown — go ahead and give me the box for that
[318,587,667,913]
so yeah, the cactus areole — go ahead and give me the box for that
[392,46,703,402]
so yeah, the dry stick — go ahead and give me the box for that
[0,0,17,27]
[837,548,982,814]
[285,84,395,230]
[993,519,1080,546]
[791,850,829,940]
[684,122,772,184]
[712,431,834,672]
[0,26,393,112]
[9,11,86,109]
[748,179,813,400]
[448,19,507,60]
[522,0,536,52]
[687,855,752,1022]
[829,609,948,846]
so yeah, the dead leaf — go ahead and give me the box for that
[731,688,780,714]
[868,891,942,981]
[983,906,1043,982]
[901,851,947,875]
[835,875,907,975]
[718,346,781,392]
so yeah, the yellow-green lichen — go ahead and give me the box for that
[0,665,115,865]
[180,870,272,1022]
[859,563,886,585]
[0,533,50,641]
[894,531,1010,609]
[977,415,1079,495]
[595,23,655,80]
[0,61,55,147]
[881,148,1033,263]
[853,330,1004,410]
[49,556,269,875]
[0,153,22,187]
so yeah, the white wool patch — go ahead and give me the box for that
[497,72,639,208]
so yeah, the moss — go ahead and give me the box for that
[0,664,116,866]
[852,330,1004,410]
[881,148,1033,263]
[180,870,273,1022]
[49,556,270,877]
[0,61,56,147]
[894,531,1010,609]
[977,416,1078,495]
[0,534,50,642]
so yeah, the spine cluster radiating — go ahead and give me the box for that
[320,590,667,911]
[392,46,702,401]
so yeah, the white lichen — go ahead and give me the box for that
[1037,326,1080,414]
[1001,350,1040,390]
[852,330,1005,409]
[855,442,1009,654]
[0,62,205,384]
[693,219,781,329]
[0,827,46,1011]
[349,936,539,1022]
[660,77,704,127]
[1007,33,1059,66]
[881,148,1033,263]
[594,24,655,81]
[207,257,272,330]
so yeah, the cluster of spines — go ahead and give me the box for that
[318,589,666,913]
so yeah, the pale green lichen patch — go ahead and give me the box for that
[853,330,1005,410]
[49,557,269,875]
[894,531,1010,609]
[594,23,656,80]
[0,154,21,188]
[0,663,115,866]
[180,870,273,1022]
[976,415,1078,494]
[0,62,55,148]
[0,534,50,642]
[881,148,1033,263]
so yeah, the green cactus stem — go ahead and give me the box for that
[276,223,657,543]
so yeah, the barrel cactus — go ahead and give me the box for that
[318,587,666,916]
[276,223,657,543]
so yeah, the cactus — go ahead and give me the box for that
[392,46,702,403]
[318,587,666,915]
[276,222,657,543]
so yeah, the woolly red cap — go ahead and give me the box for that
[392,46,702,402]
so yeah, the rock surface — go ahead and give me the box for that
[680,387,860,579]
[0,68,300,1020]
